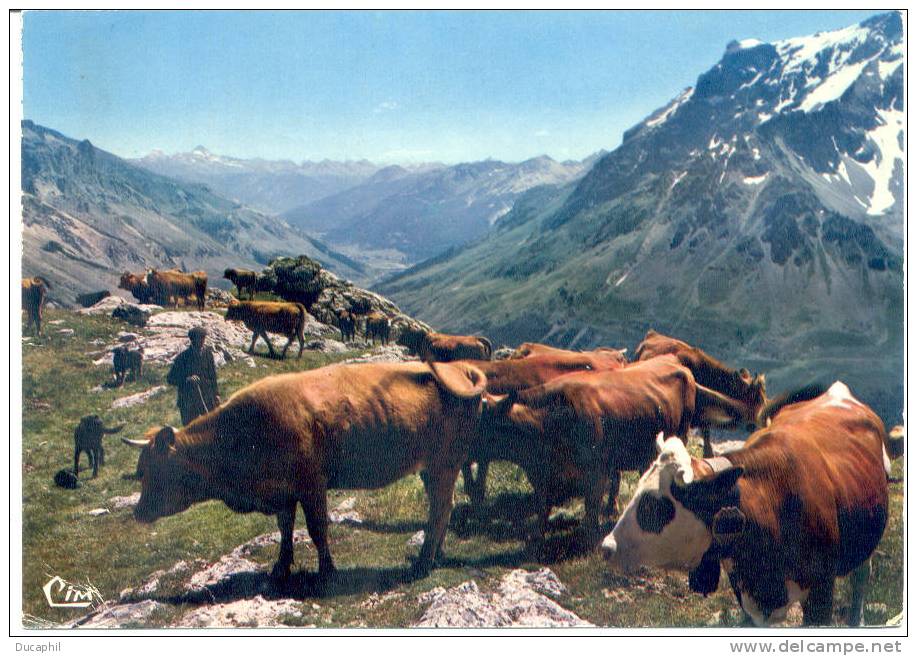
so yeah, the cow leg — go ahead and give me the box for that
[801,578,835,626]
[73,447,81,475]
[281,335,292,359]
[604,471,622,518]
[270,501,297,580]
[415,466,460,577]
[91,448,100,477]
[846,558,871,627]
[461,460,483,507]
[248,332,258,354]
[98,445,105,467]
[702,427,714,458]
[262,332,277,358]
[301,491,335,579]
[581,473,607,544]
[297,332,305,358]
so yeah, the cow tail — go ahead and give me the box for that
[478,336,493,359]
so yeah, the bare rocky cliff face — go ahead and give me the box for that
[20,121,368,306]
[381,12,904,425]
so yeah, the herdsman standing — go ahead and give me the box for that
[167,326,220,425]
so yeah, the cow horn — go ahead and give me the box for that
[655,431,666,454]
[121,436,150,448]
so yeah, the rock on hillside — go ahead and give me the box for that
[258,255,430,338]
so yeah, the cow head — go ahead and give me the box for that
[602,434,743,574]
[123,426,209,522]
[223,269,234,280]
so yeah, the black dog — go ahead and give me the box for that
[74,415,125,478]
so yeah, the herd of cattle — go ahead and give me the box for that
[22,268,904,627]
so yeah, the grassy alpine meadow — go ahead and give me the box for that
[20,308,904,629]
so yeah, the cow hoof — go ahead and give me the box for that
[270,562,292,581]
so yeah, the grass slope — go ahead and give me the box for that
[20,309,903,628]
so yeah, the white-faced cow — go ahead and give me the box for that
[602,381,901,626]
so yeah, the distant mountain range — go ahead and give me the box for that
[21,121,367,305]
[380,11,904,424]
[133,147,431,215]
[283,152,604,265]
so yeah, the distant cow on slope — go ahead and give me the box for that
[119,272,154,304]
[365,312,391,345]
[22,276,52,336]
[223,268,259,300]
[225,300,308,359]
[399,328,493,362]
[148,269,208,309]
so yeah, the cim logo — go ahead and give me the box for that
[42,576,103,609]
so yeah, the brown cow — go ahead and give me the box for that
[602,381,902,626]
[119,272,154,304]
[457,350,628,505]
[337,310,357,343]
[148,269,207,309]
[474,355,697,542]
[124,361,486,580]
[223,268,258,300]
[365,312,391,345]
[510,342,628,364]
[399,327,494,362]
[225,300,308,359]
[22,276,51,336]
[636,330,766,457]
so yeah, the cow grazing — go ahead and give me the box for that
[602,381,902,626]
[403,330,494,362]
[223,268,259,300]
[225,300,308,359]
[22,276,51,336]
[148,269,208,309]
[474,355,696,541]
[365,312,391,345]
[636,330,766,457]
[123,361,487,580]
[112,345,144,386]
[74,415,125,478]
[457,349,628,505]
[337,310,357,343]
[119,272,153,304]
[76,290,111,308]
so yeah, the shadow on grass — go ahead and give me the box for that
[147,564,418,606]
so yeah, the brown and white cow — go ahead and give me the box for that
[602,381,901,626]
[474,355,697,541]
[510,342,628,364]
[124,361,487,580]
[636,330,766,456]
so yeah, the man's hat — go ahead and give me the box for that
[188,326,208,340]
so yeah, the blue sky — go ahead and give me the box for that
[22,9,880,164]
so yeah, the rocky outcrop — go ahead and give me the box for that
[177,596,305,628]
[258,256,430,338]
[413,568,593,628]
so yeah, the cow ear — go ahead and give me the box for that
[154,426,176,454]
